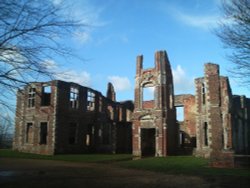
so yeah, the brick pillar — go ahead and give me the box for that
[205,64,223,152]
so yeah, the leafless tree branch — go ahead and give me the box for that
[0,0,85,116]
[215,0,250,85]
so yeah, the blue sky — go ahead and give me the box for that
[51,0,249,101]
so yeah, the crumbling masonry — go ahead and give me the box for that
[194,63,250,166]
[13,50,250,167]
[132,51,178,157]
[13,81,133,155]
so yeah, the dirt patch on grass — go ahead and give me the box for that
[0,158,249,188]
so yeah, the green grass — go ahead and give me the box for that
[1,149,249,177]
[118,156,250,177]
[0,149,132,163]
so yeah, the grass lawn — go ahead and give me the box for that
[118,156,250,177]
[0,149,132,163]
[1,149,249,177]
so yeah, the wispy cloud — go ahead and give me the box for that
[107,76,131,92]
[161,3,223,30]
[53,0,108,44]
[56,70,91,86]
[172,65,194,94]
[42,59,91,86]
[176,13,220,30]
[51,0,62,6]
[73,31,91,44]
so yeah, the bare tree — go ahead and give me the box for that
[0,0,83,113]
[0,113,13,148]
[215,0,250,85]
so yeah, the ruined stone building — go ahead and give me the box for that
[131,51,249,164]
[194,63,250,166]
[132,51,178,157]
[13,50,250,165]
[13,80,133,155]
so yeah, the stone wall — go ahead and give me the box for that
[132,51,178,157]
[13,80,133,155]
[175,94,196,149]
[195,63,234,167]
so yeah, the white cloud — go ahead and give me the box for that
[40,59,91,86]
[107,76,131,91]
[73,31,91,44]
[51,0,62,6]
[177,13,219,30]
[41,59,58,69]
[162,4,223,30]
[58,0,108,45]
[172,65,194,94]
[56,70,91,86]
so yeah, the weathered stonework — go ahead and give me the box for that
[175,94,196,151]
[132,51,178,157]
[13,81,133,155]
[194,63,250,167]
[13,50,250,167]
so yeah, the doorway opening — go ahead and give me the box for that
[141,128,155,156]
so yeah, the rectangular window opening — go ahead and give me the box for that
[41,86,51,106]
[40,122,48,145]
[87,90,95,111]
[70,87,79,109]
[142,86,155,109]
[28,88,36,107]
[176,106,184,122]
[26,123,33,143]
[69,122,77,144]
[86,134,90,146]
[204,122,208,146]
[202,83,206,105]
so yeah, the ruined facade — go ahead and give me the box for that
[232,95,250,155]
[132,51,178,157]
[13,50,250,165]
[13,80,133,155]
[195,63,250,166]
[175,94,196,152]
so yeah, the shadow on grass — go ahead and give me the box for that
[0,149,132,163]
[1,149,249,177]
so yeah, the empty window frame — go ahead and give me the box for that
[70,87,79,109]
[69,123,77,144]
[142,86,155,109]
[86,134,90,146]
[143,86,155,101]
[202,83,206,105]
[176,106,184,122]
[87,90,95,111]
[41,86,51,106]
[40,122,48,145]
[28,87,36,107]
[204,122,208,146]
[26,123,33,143]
